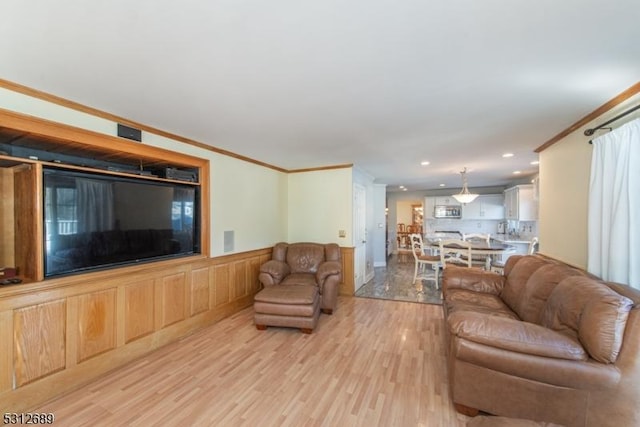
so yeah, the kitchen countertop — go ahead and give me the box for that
[492,234,534,244]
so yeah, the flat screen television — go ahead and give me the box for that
[43,166,200,277]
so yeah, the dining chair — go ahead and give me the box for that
[409,233,442,289]
[439,239,473,269]
[462,233,490,243]
[461,233,491,268]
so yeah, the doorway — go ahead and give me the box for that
[353,183,366,292]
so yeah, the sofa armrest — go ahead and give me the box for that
[442,265,505,296]
[448,311,588,361]
[258,260,291,286]
[316,261,341,290]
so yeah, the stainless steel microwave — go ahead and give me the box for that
[434,205,461,218]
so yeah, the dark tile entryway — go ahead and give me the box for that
[355,255,443,305]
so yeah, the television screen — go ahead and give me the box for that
[43,167,199,277]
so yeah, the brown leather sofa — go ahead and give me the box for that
[442,254,640,427]
[258,242,342,314]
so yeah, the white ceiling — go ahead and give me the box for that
[1,1,639,192]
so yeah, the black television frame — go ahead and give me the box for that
[42,166,201,278]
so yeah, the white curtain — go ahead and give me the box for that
[588,118,640,288]
[77,178,115,233]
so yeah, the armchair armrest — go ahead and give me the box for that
[259,260,290,286]
[448,311,588,361]
[316,261,341,291]
[442,265,505,296]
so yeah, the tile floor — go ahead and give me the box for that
[355,254,443,305]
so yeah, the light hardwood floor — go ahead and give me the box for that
[36,296,469,426]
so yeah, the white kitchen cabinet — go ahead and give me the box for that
[423,197,436,219]
[424,196,461,218]
[434,196,461,206]
[462,194,504,220]
[504,185,537,221]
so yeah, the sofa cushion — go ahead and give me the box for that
[449,311,588,361]
[446,289,512,311]
[443,266,505,296]
[501,256,550,319]
[445,289,519,321]
[455,337,621,390]
[541,276,634,363]
[518,264,586,325]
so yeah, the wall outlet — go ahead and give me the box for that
[338,230,346,238]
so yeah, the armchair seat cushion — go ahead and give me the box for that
[281,273,318,288]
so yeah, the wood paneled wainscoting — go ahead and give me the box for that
[1,245,356,412]
[339,246,355,296]
[0,248,271,413]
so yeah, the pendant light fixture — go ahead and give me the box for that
[452,167,479,204]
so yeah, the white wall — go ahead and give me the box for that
[287,168,353,245]
[396,200,419,226]
[539,92,640,269]
[0,87,289,257]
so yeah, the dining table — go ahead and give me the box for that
[426,238,515,270]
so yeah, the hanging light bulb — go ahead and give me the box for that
[452,167,479,204]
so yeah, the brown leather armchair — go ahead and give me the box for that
[258,242,342,314]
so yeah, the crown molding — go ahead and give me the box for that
[0,78,293,172]
[535,81,640,153]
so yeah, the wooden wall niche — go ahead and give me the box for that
[0,161,42,281]
[13,163,43,282]
[0,167,15,267]
[0,108,211,286]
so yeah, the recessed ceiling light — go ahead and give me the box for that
[399,185,405,189]
[530,160,540,165]
[513,170,522,175]
[439,183,446,187]
[421,161,430,166]
[502,153,514,158]
[402,188,408,191]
